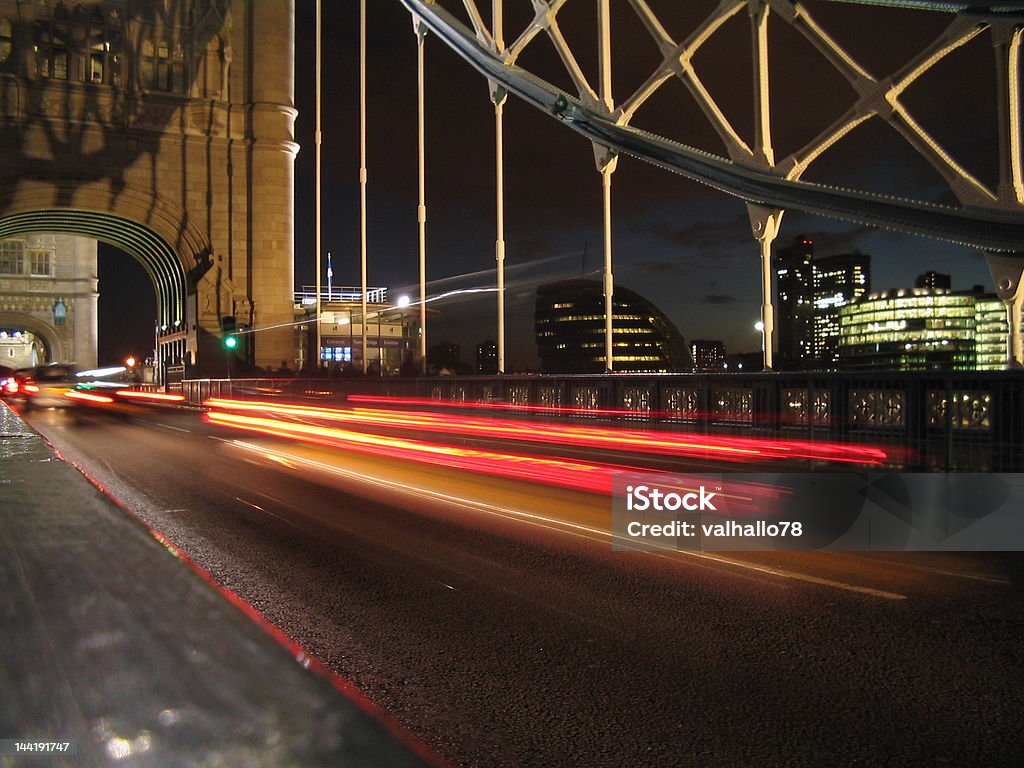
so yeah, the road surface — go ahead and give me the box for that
[23,406,1024,768]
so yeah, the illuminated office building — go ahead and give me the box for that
[535,279,691,373]
[974,295,1007,370]
[811,253,871,366]
[838,286,1007,371]
[774,237,870,370]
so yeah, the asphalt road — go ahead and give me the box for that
[23,406,1024,768]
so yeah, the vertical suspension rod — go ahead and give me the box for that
[494,0,506,375]
[598,0,614,373]
[360,0,369,372]
[314,0,322,370]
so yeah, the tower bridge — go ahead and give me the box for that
[1,0,1023,376]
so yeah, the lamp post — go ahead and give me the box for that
[414,19,428,374]
[492,0,506,375]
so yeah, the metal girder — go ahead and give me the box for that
[817,1,1024,15]
[399,0,1024,253]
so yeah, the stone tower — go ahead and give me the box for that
[0,0,297,376]
[0,234,97,369]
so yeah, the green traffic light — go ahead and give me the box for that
[224,335,238,349]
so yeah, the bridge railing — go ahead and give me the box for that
[181,372,1024,471]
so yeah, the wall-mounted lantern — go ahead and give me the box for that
[52,297,67,326]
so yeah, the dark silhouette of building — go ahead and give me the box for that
[534,279,691,373]
[427,343,461,373]
[773,237,815,369]
[690,340,725,371]
[774,237,870,369]
[475,340,498,374]
[723,351,762,372]
[915,271,952,290]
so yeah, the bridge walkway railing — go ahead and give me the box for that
[179,371,1024,472]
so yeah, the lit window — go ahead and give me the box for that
[33,2,120,85]
[0,18,12,68]
[29,250,51,276]
[140,36,185,93]
[0,241,24,275]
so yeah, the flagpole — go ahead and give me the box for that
[327,251,333,301]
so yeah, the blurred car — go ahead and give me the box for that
[14,363,78,410]
[0,369,28,401]
[63,381,187,417]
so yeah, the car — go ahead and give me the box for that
[1,368,33,403]
[16,363,78,410]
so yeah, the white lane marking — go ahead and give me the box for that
[255,490,290,507]
[234,496,300,529]
[156,423,191,433]
[676,553,906,601]
[229,440,906,601]
[440,583,457,591]
[848,555,1009,586]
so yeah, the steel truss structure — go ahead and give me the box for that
[398,0,1024,368]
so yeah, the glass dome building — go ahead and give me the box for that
[535,279,692,374]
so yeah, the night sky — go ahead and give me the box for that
[102,1,1005,368]
[98,242,156,366]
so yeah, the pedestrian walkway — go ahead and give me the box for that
[0,402,434,767]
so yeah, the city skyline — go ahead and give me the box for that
[289,1,1003,371]
[74,2,1012,369]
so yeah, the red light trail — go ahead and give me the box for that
[204,398,896,466]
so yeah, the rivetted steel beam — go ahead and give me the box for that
[818,1,1024,16]
[399,0,1024,253]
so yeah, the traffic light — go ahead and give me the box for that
[221,316,238,350]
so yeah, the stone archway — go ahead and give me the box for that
[0,188,203,379]
[0,310,62,366]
